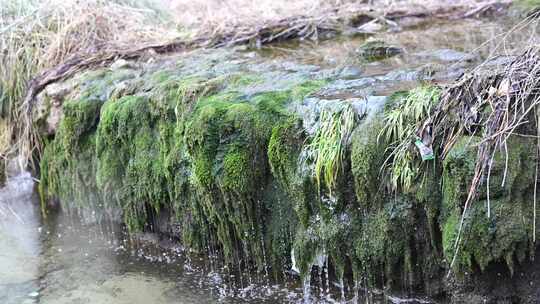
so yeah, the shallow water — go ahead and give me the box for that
[0,173,315,304]
[2,16,540,304]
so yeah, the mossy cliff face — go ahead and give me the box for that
[38,49,332,277]
[441,136,538,275]
[37,48,540,298]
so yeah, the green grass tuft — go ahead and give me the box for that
[306,105,356,194]
[381,85,441,191]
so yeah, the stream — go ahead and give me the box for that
[0,173,308,304]
[1,15,539,304]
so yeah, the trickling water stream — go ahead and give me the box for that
[2,15,540,304]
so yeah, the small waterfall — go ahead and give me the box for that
[353,279,360,304]
[297,249,330,303]
[317,264,324,295]
[241,239,253,286]
[302,272,312,303]
[259,233,270,284]
[339,277,345,302]
[236,249,244,290]
[324,255,330,298]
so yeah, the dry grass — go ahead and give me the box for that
[0,0,180,167]
[169,0,482,33]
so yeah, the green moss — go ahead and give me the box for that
[251,91,290,113]
[441,136,480,218]
[228,73,264,88]
[222,147,251,193]
[267,114,319,229]
[192,154,213,188]
[92,94,176,230]
[268,117,303,190]
[354,197,413,286]
[40,132,103,215]
[442,211,462,267]
[441,135,537,274]
[42,69,273,245]
[356,209,389,266]
[351,114,385,207]
[96,95,150,190]
[514,0,540,10]
[57,99,102,155]
[443,199,532,274]
[178,80,300,269]
[263,180,298,278]
[291,79,327,100]
[39,94,106,216]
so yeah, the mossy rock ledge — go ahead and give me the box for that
[35,48,540,302]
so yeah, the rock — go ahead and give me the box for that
[338,66,362,79]
[43,103,63,135]
[33,45,540,303]
[27,291,39,298]
[356,39,403,62]
[356,20,385,33]
[45,82,71,100]
[34,80,77,135]
[110,59,133,70]
[5,155,26,177]
[413,49,477,63]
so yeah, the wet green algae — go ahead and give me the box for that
[38,61,540,293]
[39,65,327,276]
[441,136,538,275]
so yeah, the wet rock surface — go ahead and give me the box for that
[356,39,403,62]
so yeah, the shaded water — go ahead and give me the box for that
[2,15,540,304]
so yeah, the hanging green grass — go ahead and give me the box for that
[306,104,356,194]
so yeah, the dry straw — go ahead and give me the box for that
[0,0,177,168]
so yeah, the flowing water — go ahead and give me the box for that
[1,16,540,304]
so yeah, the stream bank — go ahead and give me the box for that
[4,10,540,304]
